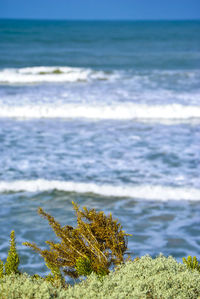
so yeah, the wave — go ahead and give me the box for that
[0,66,199,85]
[0,103,200,122]
[0,66,118,84]
[0,179,199,201]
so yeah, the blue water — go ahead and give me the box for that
[0,20,200,276]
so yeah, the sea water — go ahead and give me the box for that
[0,20,200,276]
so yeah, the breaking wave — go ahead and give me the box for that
[0,66,118,84]
[0,179,200,201]
[0,66,199,85]
[0,103,200,122]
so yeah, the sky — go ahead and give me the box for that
[0,0,200,20]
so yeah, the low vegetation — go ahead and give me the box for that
[0,255,200,298]
[183,255,200,273]
[0,202,200,298]
[23,201,131,279]
[0,231,20,277]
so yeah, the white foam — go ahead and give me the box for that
[0,179,199,201]
[1,67,199,87]
[0,103,200,122]
[0,66,117,84]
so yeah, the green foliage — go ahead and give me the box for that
[28,261,66,288]
[23,202,131,279]
[183,256,200,272]
[66,255,200,299]
[0,230,20,278]
[45,261,66,287]
[75,255,109,278]
[75,256,93,276]
[0,256,200,299]
[4,231,20,275]
[0,230,65,288]
[0,259,3,278]
[0,273,66,298]
[45,261,62,279]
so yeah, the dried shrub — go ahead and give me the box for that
[23,202,131,278]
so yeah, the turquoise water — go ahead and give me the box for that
[0,20,200,276]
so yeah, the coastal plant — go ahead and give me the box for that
[75,255,93,276]
[23,201,131,279]
[1,255,200,298]
[65,255,200,298]
[183,256,200,273]
[0,273,66,299]
[0,230,20,277]
[0,231,65,287]
[44,261,66,287]
[0,259,3,278]
[4,230,20,275]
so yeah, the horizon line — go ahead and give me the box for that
[0,17,200,22]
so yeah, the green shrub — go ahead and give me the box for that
[0,273,66,299]
[75,255,93,276]
[44,261,66,287]
[4,231,20,275]
[0,255,200,299]
[0,259,3,278]
[0,230,20,277]
[66,255,200,299]
[183,256,200,272]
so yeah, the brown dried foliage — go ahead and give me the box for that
[23,202,131,278]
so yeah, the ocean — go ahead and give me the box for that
[0,19,200,276]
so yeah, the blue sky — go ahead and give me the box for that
[0,0,200,20]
